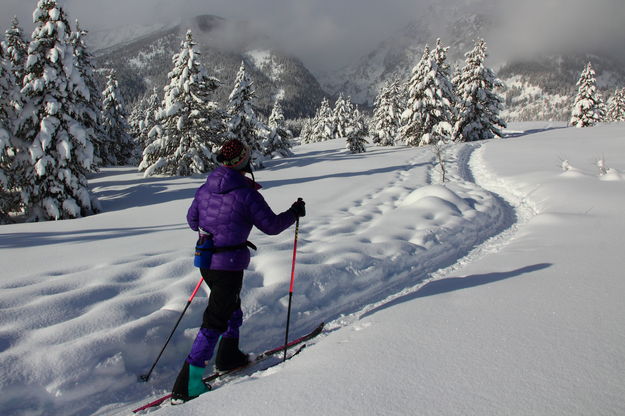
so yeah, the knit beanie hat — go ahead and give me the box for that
[217,139,251,170]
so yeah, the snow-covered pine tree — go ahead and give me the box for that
[268,99,285,129]
[3,16,28,86]
[345,106,368,153]
[299,117,314,143]
[134,88,160,150]
[606,88,625,122]
[371,76,403,146]
[452,39,506,142]
[399,45,430,146]
[226,62,266,167]
[127,99,144,142]
[333,93,352,139]
[400,39,457,147]
[0,46,19,222]
[14,0,98,221]
[262,99,293,158]
[309,98,334,143]
[71,20,104,170]
[0,128,14,222]
[570,62,605,127]
[0,45,18,128]
[140,31,223,176]
[101,69,134,165]
[428,39,457,143]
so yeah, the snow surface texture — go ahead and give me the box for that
[1,123,625,415]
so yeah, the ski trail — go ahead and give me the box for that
[329,141,537,329]
[244,142,517,340]
[302,152,433,241]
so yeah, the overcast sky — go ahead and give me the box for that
[1,0,624,72]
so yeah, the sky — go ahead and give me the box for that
[1,0,624,72]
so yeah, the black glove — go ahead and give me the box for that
[290,198,306,218]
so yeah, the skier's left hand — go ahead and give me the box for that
[290,198,306,218]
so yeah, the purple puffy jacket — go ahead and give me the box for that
[187,166,296,271]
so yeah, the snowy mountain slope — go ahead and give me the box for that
[89,21,181,53]
[319,4,495,105]
[322,6,625,121]
[94,15,328,118]
[2,123,625,415]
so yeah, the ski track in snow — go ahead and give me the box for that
[325,141,536,331]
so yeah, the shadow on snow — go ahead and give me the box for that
[0,223,187,249]
[361,263,552,319]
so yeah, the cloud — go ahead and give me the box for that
[1,0,624,72]
[1,0,434,72]
[487,0,625,62]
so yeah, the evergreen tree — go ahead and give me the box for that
[346,106,368,153]
[3,16,28,86]
[0,45,18,125]
[606,88,625,122]
[134,88,160,150]
[299,117,313,143]
[140,31,223,176]
[309,98,334,143]
[0,128,14,222]
[399,45,431,146]
[570,62,605,128]
[226,62,266,167]
[127,99,145,143]
[0,47,19,222]
[400,39,457,147]
[268,99,286,129]
[333,93,352,139]
[14,0,98,221]
[263,99,293,158]
[71,20,104,170]
[372,76,403,146]
[101,70,133,165]
[452,39,506,142]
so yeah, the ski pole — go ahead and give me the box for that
[283,202,301,362]
[139,276,204,382]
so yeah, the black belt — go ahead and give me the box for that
[211,241,257,253]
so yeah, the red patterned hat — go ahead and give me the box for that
[218,139,251,170]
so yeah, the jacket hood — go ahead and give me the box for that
[205,166,249,194]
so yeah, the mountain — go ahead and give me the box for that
[93,6,625,123]
[498,53,625,121]
[321,5,625,121]
[94,15,328,119]
[319,5,490,106]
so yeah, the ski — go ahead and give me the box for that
[132,322,324,413]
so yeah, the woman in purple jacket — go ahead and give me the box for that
[172,139,305,403]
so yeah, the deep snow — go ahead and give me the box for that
[1,123,624,416]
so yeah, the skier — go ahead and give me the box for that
[171,138,306,403]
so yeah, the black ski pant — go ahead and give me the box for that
[199,269,243,333]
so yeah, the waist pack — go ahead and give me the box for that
[194,232,257,268]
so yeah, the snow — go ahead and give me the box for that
[127,43,168,71]
[244,49,285,82]
[2,123,625,415]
